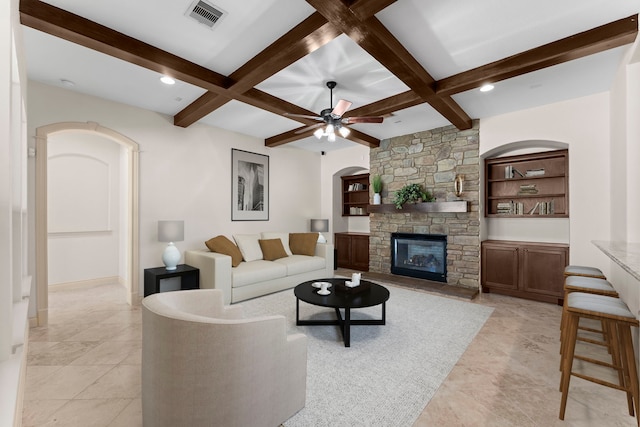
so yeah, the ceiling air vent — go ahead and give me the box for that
[185,0,226,29]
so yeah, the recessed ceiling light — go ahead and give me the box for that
[160,76,176,85]
[480,84,494,92]
[60,79,75,87]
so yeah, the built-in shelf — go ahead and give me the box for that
[485,149,569,217]
[367,201,468,214]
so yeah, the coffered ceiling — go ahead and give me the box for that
[20,0,639,152]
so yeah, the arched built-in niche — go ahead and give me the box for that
[480,140,569,243]
[35,121,140,326]
[332,166,370,237]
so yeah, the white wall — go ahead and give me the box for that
[607,39,640,322]
[47,133,123,285]
[27,81,322,297]
[480,92,611,270]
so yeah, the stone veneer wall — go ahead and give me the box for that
[369,121,480,289]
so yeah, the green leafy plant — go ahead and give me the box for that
[372,175,383,193]
[393,183,434,209]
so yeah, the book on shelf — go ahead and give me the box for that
[495,201,524,215]
[504,165,512,179]
[518,183,538,195]
[529,202,540,215]
[525,168,545,177]
[348,183,367,191]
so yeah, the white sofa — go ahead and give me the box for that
[185,233,334,304]
[142,289,307,427]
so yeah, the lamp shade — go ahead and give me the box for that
[310,219,329,244]
[158,220,184,243]
[310,219,329,233]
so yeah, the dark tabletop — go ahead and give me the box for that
[294,278,389,309]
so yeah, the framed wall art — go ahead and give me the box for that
[231,149,269,221]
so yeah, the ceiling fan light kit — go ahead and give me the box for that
[287,81,384,142]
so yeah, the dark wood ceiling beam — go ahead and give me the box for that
[237,88,319,125]
[437,14,638,96]
[265,124,379,148]
[347,0,398,20]
[306,0,472,130]
[174,13,342,127]
[19,0,232,94]
[345,90,422,117]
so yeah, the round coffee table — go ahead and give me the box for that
[294,278,390,347]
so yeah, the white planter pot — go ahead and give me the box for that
[373,193,381,205]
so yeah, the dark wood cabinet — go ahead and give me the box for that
[485,149,568,217]
[335,232,369,271]
[481,240,568,304]
[341,173,370,216]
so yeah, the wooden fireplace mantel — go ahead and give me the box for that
[367,201,468,214]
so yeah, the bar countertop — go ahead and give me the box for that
[592,240,640,282]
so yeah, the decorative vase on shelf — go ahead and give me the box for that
[373,193,381,205]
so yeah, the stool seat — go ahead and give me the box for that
[565,276,617,295]
[567,292,636,320]
[564,265,606,279]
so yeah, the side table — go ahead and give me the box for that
[143,264,200,297]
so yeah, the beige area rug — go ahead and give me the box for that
[240,283,494,427]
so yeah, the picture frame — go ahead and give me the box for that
[231,149,269,221]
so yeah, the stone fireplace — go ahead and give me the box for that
[369,122,480,290]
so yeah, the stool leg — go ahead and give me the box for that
[619,324,640,424]
[606,320,634,416]
[560,313,579,419]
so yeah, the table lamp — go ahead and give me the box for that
[310,219,329,243]
[158,220,184,270]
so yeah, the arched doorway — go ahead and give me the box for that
[35,122,140,326]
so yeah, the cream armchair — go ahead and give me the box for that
[142,289,307,427]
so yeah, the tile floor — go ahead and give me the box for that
[23,280,638,426]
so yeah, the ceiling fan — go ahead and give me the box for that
[284,81,384,142]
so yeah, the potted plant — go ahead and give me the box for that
[372,175,383,205]
[393,183,434,209]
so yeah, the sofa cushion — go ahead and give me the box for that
[233,260,287,288]
[274,255,326,276]
[261,232,293,256]
[289,233,318,256]
[233,234,263,262]
[259,239,289,261]
[205,235,243,267]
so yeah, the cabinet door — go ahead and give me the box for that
[350,235,370,271]
[335,234,352,268]
[481,243,519,291]
[521,245,568,297]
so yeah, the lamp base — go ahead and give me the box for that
[317,233,327,244]
[162,242,181,270]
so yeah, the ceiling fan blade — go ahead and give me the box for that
[331,99,352,117]
[343,116,384,124]
[284,113,324,121]
[294,123,325,134]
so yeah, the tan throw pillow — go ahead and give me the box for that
[259,239,289,261]
[289,233,318,256]
[205,235,243,267]
[261,232,293,256]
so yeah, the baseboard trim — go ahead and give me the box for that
[49,276,122,291]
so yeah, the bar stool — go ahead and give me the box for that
[559,291,639,424]
[564,265,606,279]
[560,276,618,353]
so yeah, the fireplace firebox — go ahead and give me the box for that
[391,233,447,282]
